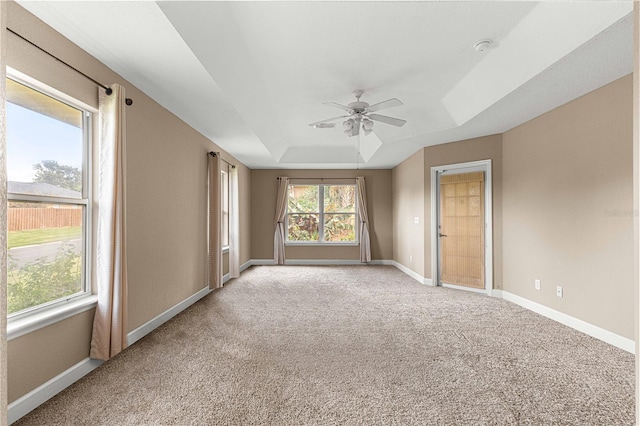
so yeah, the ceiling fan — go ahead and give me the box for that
[309,90,406,137]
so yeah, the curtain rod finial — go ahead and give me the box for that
[125,98,133,106]
[105,87,113,95]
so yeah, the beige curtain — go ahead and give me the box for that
[357,177,371,263]
[274,176,289,264]
[208,152,223,289]
[90,84,128,361]
[229,166,240,278]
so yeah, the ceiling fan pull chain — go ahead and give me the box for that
[356,132,360,170]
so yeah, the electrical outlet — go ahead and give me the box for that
[556,286,563,298]
[414,217,420,224]
[534,279,541,290]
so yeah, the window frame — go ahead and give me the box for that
[6,69,96,327]
[285,183,359,245]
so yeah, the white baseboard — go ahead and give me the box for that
[127,286,211,346]
[240,260,252,272]
[392,261,432,286]
[286,259,362,265]
[250,258,276,266]
[8,358,104,424]
[391,266,634,354]
[223,260,253,284]
[501,291,635,354]
[250,259,393,266]
[370,260,394,266]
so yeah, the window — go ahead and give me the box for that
[287,184,357,243]
[6,74,92,317]
[221,169,229,248]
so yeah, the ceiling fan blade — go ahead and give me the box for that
[308,115,349,127]
[368,113,407,127]
[323,102,353,113]
[367,98,403,113]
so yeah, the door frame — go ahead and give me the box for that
[430,159,493,295]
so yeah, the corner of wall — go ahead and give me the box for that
[391,150,426,278]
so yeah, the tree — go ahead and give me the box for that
[33,160,81,192]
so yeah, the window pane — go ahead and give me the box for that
[7,79,84,198]
[324,185,355,213]
[222,171,229,247]
[288,185,319,213]
[7,202,84,314]
[324,213,357,242]
[288,214,319,241]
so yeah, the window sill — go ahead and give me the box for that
[8,295,98,341]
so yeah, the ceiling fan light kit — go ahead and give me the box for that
[309,90,407,137]
[343,118,355,130]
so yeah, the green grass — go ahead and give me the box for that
[8,226,81,249]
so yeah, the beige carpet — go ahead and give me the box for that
[15,265,634,425]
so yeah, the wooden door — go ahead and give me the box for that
[439,171,485,289]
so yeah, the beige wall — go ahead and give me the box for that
[239,164,252,265]
[6,2,251,403]
[392,150,425,276]
[503,75,633,339]
[391,76,632,340]
[251,169,392,261]
[392,135,502,287]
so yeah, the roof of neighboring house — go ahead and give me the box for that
[8,181,81,198]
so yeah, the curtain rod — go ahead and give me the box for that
[209,152,235,168]
[7,28,133,106]
[278,177,359,180]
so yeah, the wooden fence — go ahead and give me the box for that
[9,208,82,232]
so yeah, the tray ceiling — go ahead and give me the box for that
[18,1,633,169]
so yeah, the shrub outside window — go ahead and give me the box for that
[287,184,357,243]
[6,75,91,316]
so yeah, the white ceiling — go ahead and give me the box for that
[18,1,633,169]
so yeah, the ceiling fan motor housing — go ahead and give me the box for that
[347,101,369,113]
[309,90,406,135]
